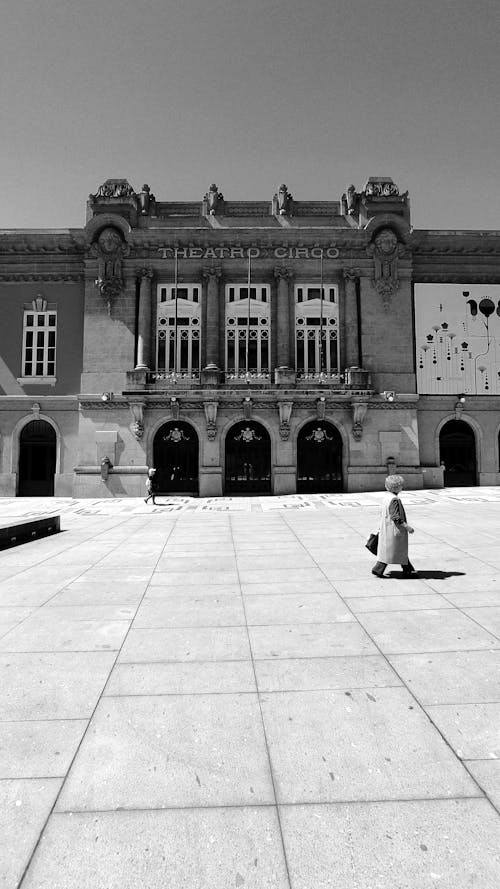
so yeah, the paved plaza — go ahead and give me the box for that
[2,488,500,888]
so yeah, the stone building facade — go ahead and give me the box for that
[1,177,499,497]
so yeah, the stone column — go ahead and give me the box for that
[274,267,292,368]
[203,267,222,369]
[135,268,154,370]
[343,268,361,369]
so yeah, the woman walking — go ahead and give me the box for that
[144,467,158,505]
[372,474,416,577]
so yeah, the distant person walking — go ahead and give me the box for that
[144,467,158,505]
[372,474,416,577]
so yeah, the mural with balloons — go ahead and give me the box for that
[415,284,500,394]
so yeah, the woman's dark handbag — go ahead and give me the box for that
[365,532,379,555]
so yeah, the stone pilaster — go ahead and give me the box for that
[202,267,222,369]
[135,268,154,371]
[343,268,361,369]
[274,267,293,368]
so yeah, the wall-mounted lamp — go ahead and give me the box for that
[383,391,395,402]
[101,392,113,402]
[455,393,466,419]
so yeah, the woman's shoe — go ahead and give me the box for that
[371,568,385,578]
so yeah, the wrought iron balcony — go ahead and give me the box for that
[146,371,200,386]
[224,371,271,385]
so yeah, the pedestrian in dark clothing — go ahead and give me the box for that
[144,468,157,505]
[372,475,416,577]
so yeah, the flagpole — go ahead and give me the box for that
[245,251,251,381]
[173,247,178,380]
[319,248,324,378]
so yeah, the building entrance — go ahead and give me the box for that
[225,421,271,494]
[18,420,56,496]
[297,420,343,493]
[439,419,477,486]
[153,421,199,494]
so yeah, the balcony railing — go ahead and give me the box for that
[297,371,344,385]
[224,371,271,384]
[146,371,200,386]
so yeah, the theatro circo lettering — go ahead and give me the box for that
[157,246,340,260]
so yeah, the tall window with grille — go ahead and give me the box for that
[156,284,201,380]
[21,305,57,381]
[295,284,340,380]
[225,284,271,380]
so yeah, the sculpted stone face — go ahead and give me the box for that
[374,229,398,255]
[98,228,122,254]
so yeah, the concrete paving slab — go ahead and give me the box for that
[76,569,153,582]
[0,606,34,633]
[118,626,251,662]
[239,567,326,585]
[49,582,147,606]
[56,694,274,810]
[0,719,87,778]
[0,651,116,719]
[0,611,131,653]
[241,579,334,596]
[389,650,500,704]
[462,605,500,639]
[331,576,432,597]
[41,603,136,619]
[155,556,237,572]
[425,573,500,593]
[150,569,239,585]
[356,609,500,654]
[346,593,453,612]
[426,703,500,759]
[0,777,62,889]
[465,760,500,812]
[105,660,257,696]
[443,590,500,607]
[22,807,290,889]
[262,688,478,804]
[279,799,500,889]
[144,582,241,598]
[254,655,401,693]
[246,591,354,625]
[0,582,68,607]
[133,595,246,628]
[249,622,377,659]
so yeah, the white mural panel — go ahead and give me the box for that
[415,284,500,394]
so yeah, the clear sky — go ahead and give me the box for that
[1,0,498,230]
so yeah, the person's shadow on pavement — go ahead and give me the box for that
[389,570,466,579]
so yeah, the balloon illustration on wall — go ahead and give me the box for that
[415,285,500,394]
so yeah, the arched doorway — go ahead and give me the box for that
[297,420,343,493]
[18,420,57,496]
[439,419,477,486]
[225,421,271,494]
[153,421,199,494]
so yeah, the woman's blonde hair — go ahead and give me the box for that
[385,474,404,493]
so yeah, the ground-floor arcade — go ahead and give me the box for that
[0,393,499,497]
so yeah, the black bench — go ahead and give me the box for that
[0,515,61,549]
